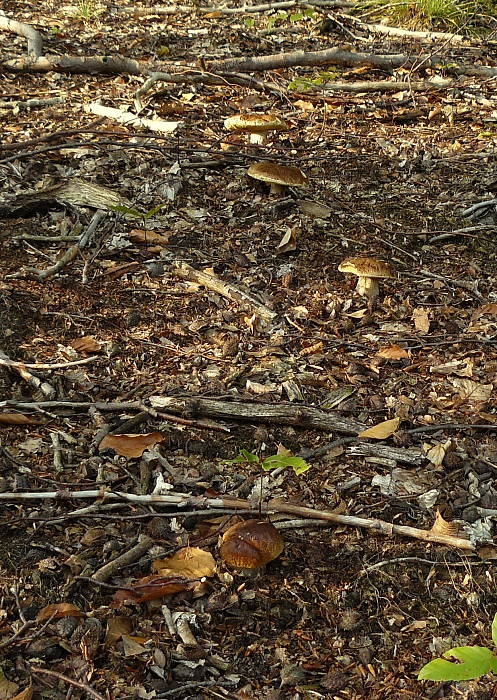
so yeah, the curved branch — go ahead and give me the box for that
[0,11,43,57]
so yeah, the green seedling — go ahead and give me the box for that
[418,613,497,681]
[109,204,167,220]
[226,448,311,476]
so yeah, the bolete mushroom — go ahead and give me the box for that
[219,519,284,576]
[247,161,307,195]
[338,257,395,302]
[224,113,289,145]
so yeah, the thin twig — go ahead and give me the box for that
[30,667,107,700]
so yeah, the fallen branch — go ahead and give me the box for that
[119,1,354,15]
[149,395,366,435]
[0,489,478,550]
[0,97,64,109]
[84,102,181,134]
[0,356,96,371]
[30,667,106,700]
[0,350,56,400]
[0,11,43,57]
[171,261,278,323]
[91,535,154,582]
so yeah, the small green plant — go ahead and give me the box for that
[288,70,340,92]
[75,0,104,22]
[109,204,167,220]
[226,448,311,476]
[418,613,497,681]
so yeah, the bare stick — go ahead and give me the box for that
[171,261,277,322]
[0,349,56,399]
[91,535,154,582]
[0,12,43,57]
[0,489,476,550]
[30,667,106,700]
[0,356,96,370]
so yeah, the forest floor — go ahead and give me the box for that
[2,0,497,698]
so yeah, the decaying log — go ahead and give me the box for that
[150,395,367,435]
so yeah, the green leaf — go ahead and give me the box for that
[491,613,497,647]
[244,17,255,27]
[143,203,167,219]
[109,205,143,218]
[224,449,261,465]
[304,8,315,16]
[290,12,303,21]
[418,646,494,681]
[261,455,311,475]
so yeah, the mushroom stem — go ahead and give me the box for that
[249,133,266,145]
[356,276,379,301]
[269,183,285,195]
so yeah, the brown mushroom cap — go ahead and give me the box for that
[247,162,308,188]
[219,519,284,570]
[338,257,395,279]
[224,113,288,134]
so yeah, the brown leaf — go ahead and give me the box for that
[0,413,42,425]
[8,685,33,700]
[359,417,400,440]
[104,616,134,648]
[69,336,102,354]
[153,547,216,578]
[113,575,194,604]
[99,432,165,458]
[36,602,85,622]
[128,229,170,246]
[430,510,458,537]
[377,345,409,360]
[412,307,430,333]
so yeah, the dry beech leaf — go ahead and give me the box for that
[472,303,497,319]
[412,307,430,333]
[377,345,409,360]
[153,547,216,579]
[451,378,493,403]
[0,675,18,700]
[0,413,42,425]
[113,575,194,604]
[359,417,401,440]
[104,616,134,648]
[425,442,447,468]
[8,685,33,700]
[128,229,170,246]
[430,510,458,537]
[99,432,165,458]
[36,602,85,622]
[69,336,102,354]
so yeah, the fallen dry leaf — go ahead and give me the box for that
[128,229,170,246]
[412,307,430,333]
[276,227,297,254]
[359,417,401,439]
[113,575,194,604]
[153,547,216,578]
[36,602,85,622]
[451,378,493,403]
[69,336,102,354]
[99,432,165,458]
[104,616,134,648]
[430,510,459,537]
[0,413,42,425]
[377,345,409,360]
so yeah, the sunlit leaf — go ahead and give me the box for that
[359,417,400,440]
[418,646,494,681]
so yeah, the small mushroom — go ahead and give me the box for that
[338,257,395,302]
[224,113,288,145]
[247,161,307,195]
[219,519,284,576]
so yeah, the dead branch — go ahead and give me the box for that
[119,1,354,15]
[0,489,477,551]
[321,79,452,93]
[3,46,497,81]
[30,668,106,700]
[0,97,64,109]
[206,46,497,76]
[91,535,154,582]
[0,11,43,57]
[0,349,56,400]
[83,102,181,133]
[0,356,96,370]
[171,261,278,323]
[150,395,367,435]
[341,12,472,43]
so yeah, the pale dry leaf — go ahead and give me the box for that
[430,359,473,377]
[430,510,459,537]
[451,378,493,403]
[425,442,447,467]
[0,673,18,700]
[122,635,147,657]
[359,417,400,439]
[153,547,216,578]
[99,432,165,458]
[412,307,430,333]
[297,200,331,218]
[276,227,297,254]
